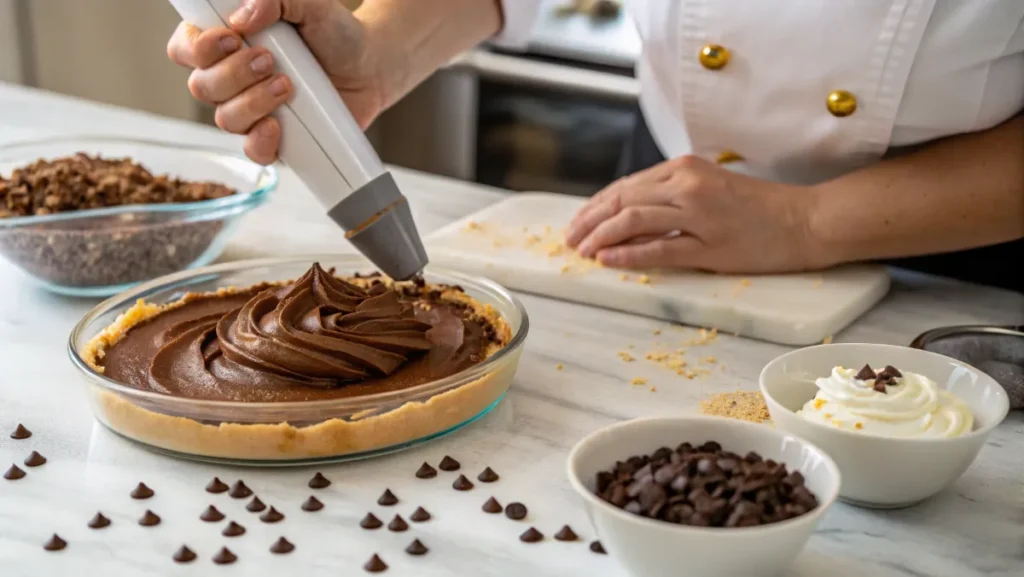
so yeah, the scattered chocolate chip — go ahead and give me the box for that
[200,505,225,522]
[364,554,388,573]
[589,540,606,554]
[87,512,110,529]
[4,464,25,480]
[880,365,903,379]
[452,474,474,491]
[260,507,284,523]
[854,364,875,381]
[301,496,324,512]
[130,482,154,499]
[172,545,196,563]
[212,547,237,565]
[377,489,399,506]
[138,510,161,527]
[246,496,266,512]
[477,467,499,483]
[410,507,431,522]
[222,521,246,537]
[388,515,409,532]
[415,462,438,479]
[205,477,228,493]
[270,537,295,554]
[554,525,579,541]
[308,472,331,489]
[482,497,503,514]
[10,424,31,440]
[519,527,544,543]
[438,456,461,471]
[505,502,527,520]
[43,534,66,551]
[360,512,383,529]
[228,480,253,499]
[405,539,428,556]
[23,451,46,468]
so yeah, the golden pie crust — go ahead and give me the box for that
[81,278,516,460]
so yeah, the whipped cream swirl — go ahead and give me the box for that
[796,365,974,438]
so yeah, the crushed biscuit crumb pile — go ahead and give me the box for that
[699,391,771,423]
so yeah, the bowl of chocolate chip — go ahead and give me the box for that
[69,255,527,464]
[0,136,276,296]
[760,343,1009,508]
[567,416,840,577]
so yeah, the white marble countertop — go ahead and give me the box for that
[0,82,1022,577]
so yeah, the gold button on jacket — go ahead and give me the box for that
[699,45,731,70]
[826,90,857,117]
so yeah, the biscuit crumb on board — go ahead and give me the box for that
[637,275,651,285]
[649,386,657,392]
[630,377,647,386]
[556,363,564,370]
[822,335,833,344]
[699,391,771,424]
[618,351,636,362]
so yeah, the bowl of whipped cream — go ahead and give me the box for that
[759,343,1009,508]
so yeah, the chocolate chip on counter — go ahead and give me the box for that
[87,512,111,529]
[589,540,606,555]
[301,496,324,512]
[246,496,266,512]
[270,537,295,554]
[360,513,383,529]
[415,462,438,479]
[854,364,876,381]
[229,480,253,499]
[260,507,285,523]
[130,482,154,499]
[205,477,229,494]
[4,464,25,480]
[410,507,431,522]
[505,502,527,520]
[405,539,429,556]
[452,475,474,491]
[519,527,544,543]
[173,545,197,563]
[138,510,161,527]
[438,456,461,471]
[364,554,388,573]
[43,534,66,551]
[308,472,331,489]
[482,497,503,514]
[377,489,399,506]
[212,547,237,565]
[388,515,409,532]
[554,525,579,541]
[23,451,46,468]
[477,467,499,483]
[10,424,31,440]
[222,521,246,537]
[200,505,225,522]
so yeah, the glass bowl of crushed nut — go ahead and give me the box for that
[69,254,528,465]
[0,136,276,296]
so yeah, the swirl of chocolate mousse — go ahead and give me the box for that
[100,263,497,402]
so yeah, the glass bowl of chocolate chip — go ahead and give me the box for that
[68,255,528,464]
[567,416,840,577]
[0,136,276,296]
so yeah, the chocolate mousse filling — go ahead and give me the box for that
[96,263,505,403]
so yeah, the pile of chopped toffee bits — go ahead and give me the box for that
[595,442,818,528]
[0,153,238,288]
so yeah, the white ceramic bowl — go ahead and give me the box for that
[567,417,840,577]
[759,343,1009,509]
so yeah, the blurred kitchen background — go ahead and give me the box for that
[0,0,640,196]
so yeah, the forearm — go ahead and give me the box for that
[809,114,1024,265]
[356,0,502,104]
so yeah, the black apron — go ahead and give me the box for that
[619,107,1024,295]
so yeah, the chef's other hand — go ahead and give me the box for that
[167,0,388,165]
[564,156,822,274]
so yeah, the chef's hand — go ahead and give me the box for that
[564,156,823,274]
[166,0,389,164]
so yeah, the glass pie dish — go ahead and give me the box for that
[68,255,528,465]
[0,136,277,297]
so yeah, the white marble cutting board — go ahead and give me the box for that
[424,193,891,346]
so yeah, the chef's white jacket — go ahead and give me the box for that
[495,1,1024,184]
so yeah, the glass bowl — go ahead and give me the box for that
[68,255,529,465]
[0,136,277,297]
